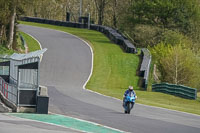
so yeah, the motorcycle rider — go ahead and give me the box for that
[123,86,137,111]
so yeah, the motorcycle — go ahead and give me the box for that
[123,93,136,114]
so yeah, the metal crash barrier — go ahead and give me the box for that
[0,77,17,104]
[152,83,197,100]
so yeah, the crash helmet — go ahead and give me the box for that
[129,86,133,91]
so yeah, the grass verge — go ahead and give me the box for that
[0,45,14,55]
[19,31,41,52]
[0,31,40,55]
[19,21,200,115]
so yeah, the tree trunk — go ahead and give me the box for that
[153,64,159,82]
[7,5,16,49]
[0,25,3,45]
[98,9,103,25]
[113,0,117,28]
[94,0,106,25]
[174,52,178,84]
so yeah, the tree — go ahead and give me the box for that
[111,0,117,28]
[129,0,200,33]
[7,0,17,49]
[93,0,109,25]
[0,0,35,49]
[151,43,200,88]
[0,0,11,45]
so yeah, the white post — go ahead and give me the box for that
[88,13,90,29]
[17,69,20,107]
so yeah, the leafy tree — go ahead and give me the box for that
[0,0,11,45]
[0,0,35,50]
[151,43,200,88]
[7,0,17,49]
[129,0,200,34]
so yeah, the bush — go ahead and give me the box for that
[150,43,200,89]
[125,24,163,47]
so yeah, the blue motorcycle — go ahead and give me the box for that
[123,94,136,114]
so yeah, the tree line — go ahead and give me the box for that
[1,0,200,89]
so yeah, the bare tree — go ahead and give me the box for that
[160,45,199,87]
[93,0,108,25]
[7,1,16,49]
[112,0,117,28]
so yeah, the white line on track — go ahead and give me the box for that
[22,32,44,62]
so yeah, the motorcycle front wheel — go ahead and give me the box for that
[127,102,131,114]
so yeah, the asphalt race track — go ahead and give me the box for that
[17,24,200,133]
[0,114,81,133]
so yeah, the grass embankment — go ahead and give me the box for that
[0,31,40,55]
[19,21,200,115]
[19,31,41,52]
[0,45,14,55]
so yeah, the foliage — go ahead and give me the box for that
[0,0,33,49]
[161,30,193,47]
[125,24,163,47]
[129,0,200,33]
[0,0,11,45]
[151,43,200,89]
[0,45,14,55]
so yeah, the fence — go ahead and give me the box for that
[0,76,17,104]
[152,83,197,100]
[140,48,151,89]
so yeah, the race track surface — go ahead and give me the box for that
[0,114,81,133]
[18,25,200,133]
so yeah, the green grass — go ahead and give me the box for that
[0,31,40,55]
[17,32,25,50]
[19,31,41,52]
[0,45,14,55]
[136,90,200,114]
[19,21,200,115]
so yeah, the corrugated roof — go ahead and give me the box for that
[8,48,47,60]
[0,55,11,59]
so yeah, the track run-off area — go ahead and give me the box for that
[2,24,199,133]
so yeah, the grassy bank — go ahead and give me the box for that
[19,31,41,52]
[19,21,200,115]
[0,31,40,55]
[0,45,14,55]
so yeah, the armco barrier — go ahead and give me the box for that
[152,83,197,100]
[0,76,17,107]
[20,17,137,54]
[140,48,151,89]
